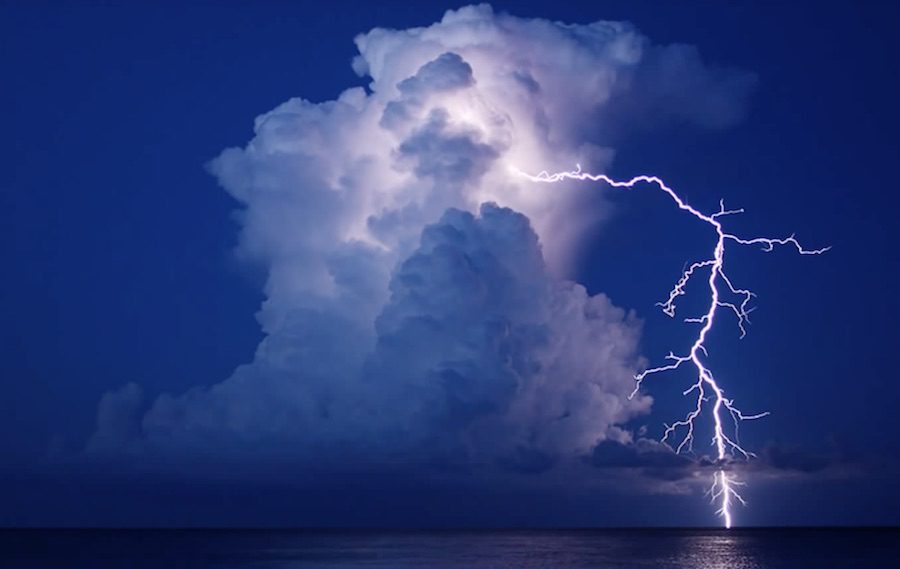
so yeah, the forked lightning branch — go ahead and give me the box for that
[519,165,828,528]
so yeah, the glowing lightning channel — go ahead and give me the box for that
[517,165,829,528]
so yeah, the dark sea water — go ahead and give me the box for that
[0,528,896,568]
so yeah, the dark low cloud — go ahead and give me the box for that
[750,443,855,477]
[586,438,857,488]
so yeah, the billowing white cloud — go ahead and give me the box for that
[91,4,753,473]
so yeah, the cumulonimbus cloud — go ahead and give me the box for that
[90,4,754,474]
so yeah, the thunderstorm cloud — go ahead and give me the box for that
[90,5,754,477]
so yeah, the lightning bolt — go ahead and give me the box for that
[518,165,828,528]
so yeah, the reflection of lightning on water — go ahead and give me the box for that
[518,165,828,528]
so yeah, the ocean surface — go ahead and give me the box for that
[0,528,896,568]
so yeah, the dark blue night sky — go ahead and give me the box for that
[1,1,899,527]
